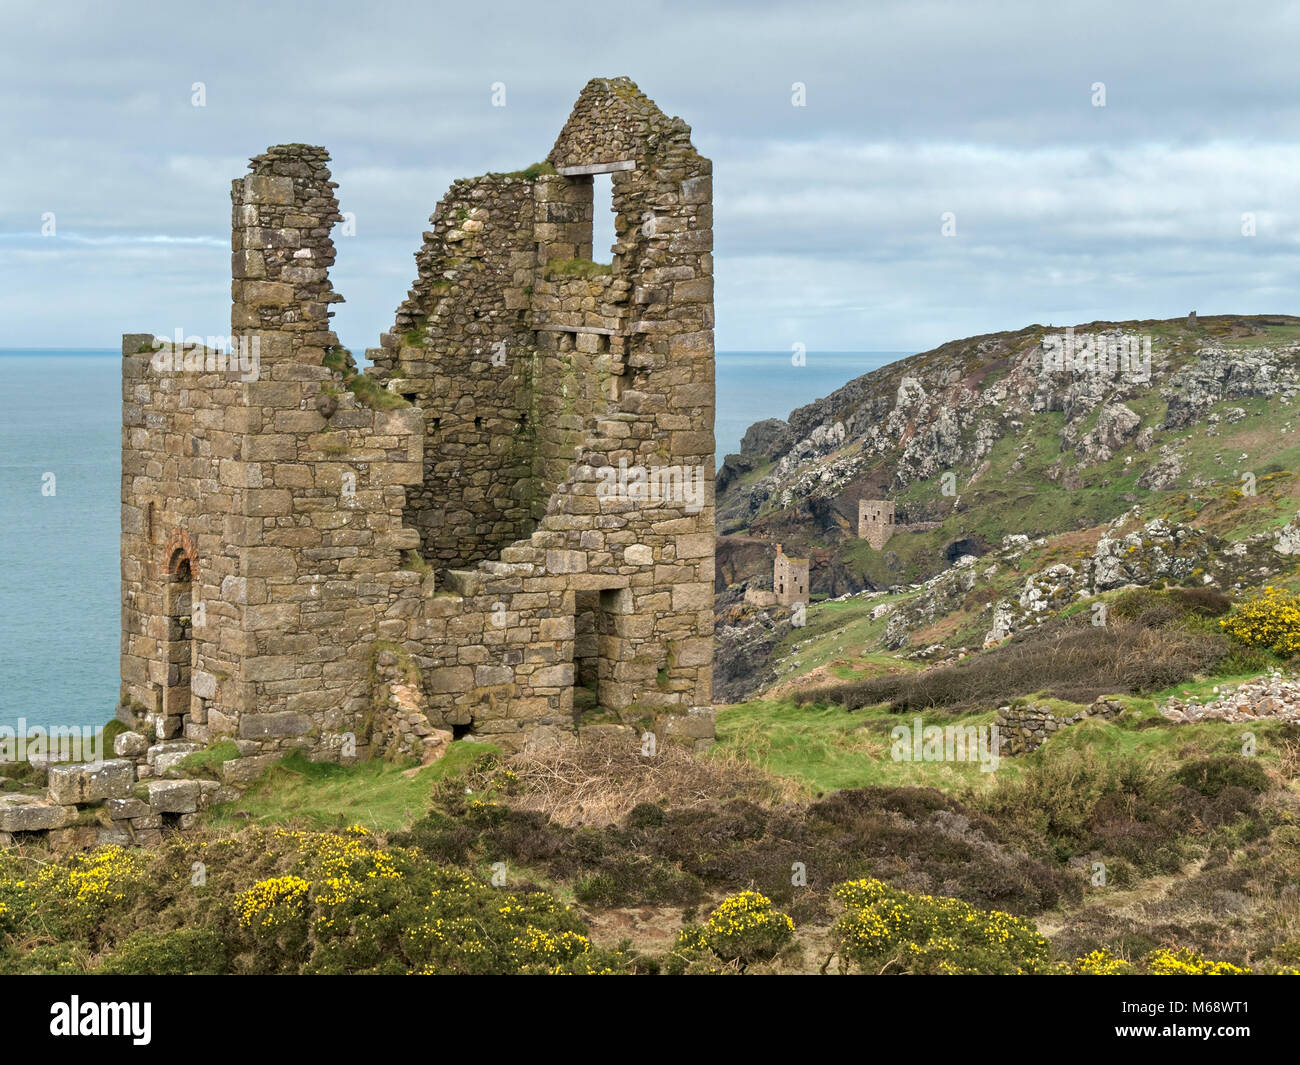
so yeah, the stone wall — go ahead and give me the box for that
[122,145,427,761]
[995,696,1124,754]
[369,174,543,571]
[857,498,941,549]
[368,77,717,752]
[0,731,253,851]
[120,335,241,742]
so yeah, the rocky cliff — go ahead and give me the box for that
[713,314,1300,700]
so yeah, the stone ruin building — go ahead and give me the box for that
[858,499,896,549]
[857,498,943,549]
[743,542,808,610]
[115,76,717,784]
[771,544,809,607]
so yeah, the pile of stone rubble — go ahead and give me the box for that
[1160,672,1300,723]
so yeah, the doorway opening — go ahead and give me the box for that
[572,586,630,722]
[162,555,194,739]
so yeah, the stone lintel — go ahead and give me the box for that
[568,573,631,591]
[534,325,617,336]
[555,161,636,176]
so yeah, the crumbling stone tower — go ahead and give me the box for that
[772,544,808,606]
[120,146,426,757]
[858,499,896,549]
[119,78,715,759]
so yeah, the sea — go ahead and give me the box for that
[0,348,907,731]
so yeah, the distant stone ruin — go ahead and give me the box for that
[858,499,896,548]
[114,76,717,793]
[857,498,940,548]
[772,544,808,606]
[742,542,807,609]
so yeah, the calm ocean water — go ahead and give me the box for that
[713,351,906,459]
[0,348,906,730]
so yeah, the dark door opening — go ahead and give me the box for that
[162,557,193,739]
[572,586,631,723]
[574,590,601,718]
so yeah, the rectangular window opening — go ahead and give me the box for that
[591,172,615,265]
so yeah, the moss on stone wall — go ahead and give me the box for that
[543,258,613,279]
[321,349,410,411]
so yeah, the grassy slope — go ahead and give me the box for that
[713,694,1298,800]
[201,743,496,833]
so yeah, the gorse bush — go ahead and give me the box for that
[0,828,636,976]
[667,891,795,973]
[248,826,630,975]
[1075,947,1268,975]
[234,874,312,973]
[701,891,794,963]
[1145,947,1251,975]
[830,878,1050,974]
[1073,949,1136,975]
[1219,587,1300,657]
[2,846,150,948]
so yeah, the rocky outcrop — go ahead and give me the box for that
[1085,518,1211,590]
[741,418,795,460]
[717,418,795,495]
[713,590,791,703]
[1136,443,1185,490]
[882,556,978,649]
[1272,512,1300,555]
[1164,348,1300,429]
[1074,401,1142,465]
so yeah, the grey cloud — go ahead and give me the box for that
[1,0,1298,352]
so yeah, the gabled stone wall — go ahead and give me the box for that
[367,77,716,752]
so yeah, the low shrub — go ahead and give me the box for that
[1172,756,1270,798]
[1219,586,1300,656]
[98,928,228,975]
[830,878,1050,974]
[796,615,1230,712]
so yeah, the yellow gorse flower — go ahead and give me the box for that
[234,875,310,929]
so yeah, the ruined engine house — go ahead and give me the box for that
[119,77,716,761]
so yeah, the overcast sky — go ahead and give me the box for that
[3,0,1300,353]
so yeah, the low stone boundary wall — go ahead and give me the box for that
[0,730,260,851]
[995,696,1124,754]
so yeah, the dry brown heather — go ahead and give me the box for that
[117,77,716,784]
